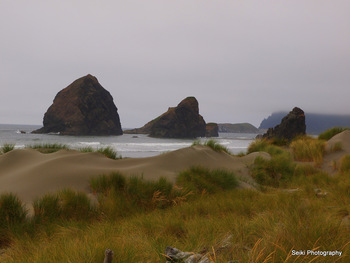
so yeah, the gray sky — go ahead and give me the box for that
[1,1,350,128]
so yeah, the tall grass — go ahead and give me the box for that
[318,127,350,141]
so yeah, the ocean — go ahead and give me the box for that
[0,124,258,158]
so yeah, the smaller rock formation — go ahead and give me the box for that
[205,123,219,137]
[125,97,206,138]
[262,107,306,141]
[32,74,123,136]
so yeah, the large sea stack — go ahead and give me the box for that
[125,97,206,138]
[33,74,123,136]
[262,107,306,141]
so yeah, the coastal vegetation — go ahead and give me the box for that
[1,127,350,262]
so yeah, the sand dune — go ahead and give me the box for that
[323,130,350,174]
[0,145,267,206]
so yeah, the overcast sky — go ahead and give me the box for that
[1,1,349,128]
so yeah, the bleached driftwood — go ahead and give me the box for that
[103,249,114,263]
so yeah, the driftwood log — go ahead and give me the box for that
[103,249,114,263]
[164,235,234,263]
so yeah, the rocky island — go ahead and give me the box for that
[124,97,207,138]
[32,74,123,136]
[262,107,306,141]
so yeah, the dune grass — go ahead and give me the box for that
[318,127,350,141]
[25,143,121,159]
[192,139,230,154]
[26,143,69,153]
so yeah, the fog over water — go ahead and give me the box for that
[1,1,350,127]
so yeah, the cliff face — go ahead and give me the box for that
[125,97,206,138]
[33,74,123,136]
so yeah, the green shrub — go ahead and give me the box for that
[318,127,349,141]
[176,166,238,194]
[1,143,15,154]
[340,155,350,173]
[0,193,27,228]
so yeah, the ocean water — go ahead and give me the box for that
[0,124,258,158]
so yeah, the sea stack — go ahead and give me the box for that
[33,74,123,136]
[263,107,306,141]
[125,97,206,138]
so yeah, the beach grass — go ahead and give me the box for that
[176,166,238,195]
[26,143,69,153]
[96,146,121,160]
[318,127,350,141]
[192,139,230,154]
[24,143,121,159]
[0,143,15,154]
[247,139,284,157]
[290,136,326,166]
[340,155,350,173]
